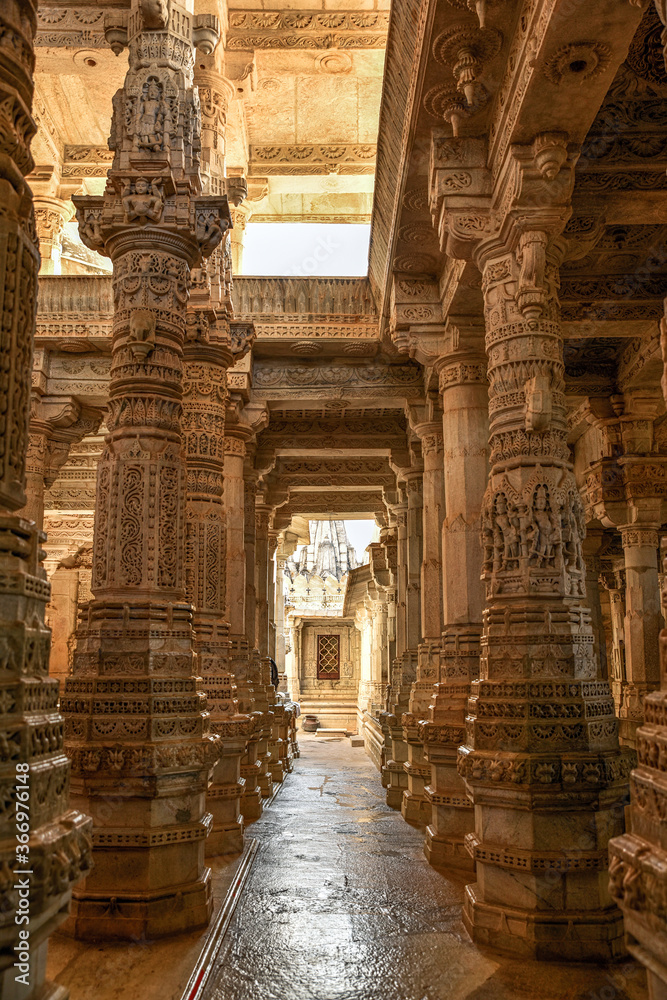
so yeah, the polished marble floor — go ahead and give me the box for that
[202,734,648,1000]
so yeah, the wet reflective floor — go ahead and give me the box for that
[202,734,648,1000]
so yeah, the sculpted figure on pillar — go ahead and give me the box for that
[433,132,633,959]
[0,1,93,995]
[61,0,233,940]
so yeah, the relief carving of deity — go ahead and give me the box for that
[132,77,172,153]
[529,486,558,568]
[122,177,164,224]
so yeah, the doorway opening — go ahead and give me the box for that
[283,518,377,736]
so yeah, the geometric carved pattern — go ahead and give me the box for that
[317,634,340,679]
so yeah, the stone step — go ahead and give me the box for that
[348,735,365,747]
[315,728,347,738]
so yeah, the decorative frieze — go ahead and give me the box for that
[227,10,388,50]
[248,144,377,176]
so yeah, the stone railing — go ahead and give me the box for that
[37,274,113,317]
[232,276,377,317]
[35,274,380,348]
[36,274,376,318]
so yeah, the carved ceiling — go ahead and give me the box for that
[32,1,387,225]
[30,0,667,528]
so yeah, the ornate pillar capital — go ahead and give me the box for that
[619,524,661,550]
[33,195,75,275]
[412,421,444,464]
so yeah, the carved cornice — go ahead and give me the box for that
[62,144,115,179]
[226,9,388,49]
[248,144,376,176]
[252,360,424,401]
[36,7,112,47]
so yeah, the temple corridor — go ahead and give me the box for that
[8,1,667,996]
[196,736,646,1000]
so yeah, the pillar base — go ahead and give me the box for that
[241,787,264,821]
[258,771,274,797]
[424,825,474,871]
[462,883,626,962]
[64,870,213,942]
[205,816,244,857]
[401,789,431,825]
[385,783,406,809]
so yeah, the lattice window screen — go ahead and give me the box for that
[317,634,340,680]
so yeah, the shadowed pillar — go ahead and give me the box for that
[0,1,92,995]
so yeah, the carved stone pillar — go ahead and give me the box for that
[194,70,233,196]
[223,425,263,820]
[618,523,662,748]
[274,548,287,677]
[62,1,232,940]
[224,425,250,640]
[402,427,444,825]
[405,472,423,654]
[446,138,631,959]
[584,413,667,746]
[600,567,627,716]
[266,529,287,781]
[255,501,272,659]
[0,2,93,994]
[182,289,252,856]
[371,599,390,713]
[241,485,273,797]
[608,10,667,995]
[33,196,73,275]
[244,474,258,651]
[381,492,410,807]
[421,351,488,870]
[268,529,278,663]
[582,528,608,683]
[230,205,250,274]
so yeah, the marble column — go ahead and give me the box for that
[381,492,410,807]
[244,483,273,797]
[618,523,662,748]
[268,529,278,663]
[62,1,231,940]
[224,425,250,643]
[402,426,444,825]
[230,206,251,275]
[454,142,630,959]
[265,528,286,781]
[0,1,92,994]
[224,423,263,821]
[421,350,488,870]
[274,547,287,680]
[33,196,73,275]
[372,598,391,713]
[255,501,272,660]
[182,278,252,856]
[244,474,259,651]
